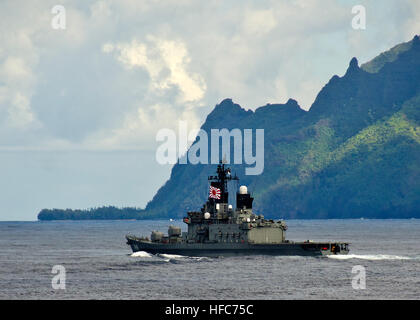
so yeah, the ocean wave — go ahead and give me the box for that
[157,253,208,262]
[158,253,186,259]
[327,254,412,260]
[130,251,153,258]
[130,251,208,262]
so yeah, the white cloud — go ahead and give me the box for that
[0,52,39,130]
[84,102,201,152]
[153,37,206,103]
[98,36,206,150]
[105,37,206,104]
[242,9,277,36]
[8,92,36,128]
[405,0,420,39]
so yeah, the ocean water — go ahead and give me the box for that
[0,219,419,300]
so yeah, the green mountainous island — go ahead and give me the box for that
[38,35,420,221]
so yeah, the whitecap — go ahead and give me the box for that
[130,251,153,258]
[157,253,207,261]
[158,253,187,260]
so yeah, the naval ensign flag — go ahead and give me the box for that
[209,186,221,199]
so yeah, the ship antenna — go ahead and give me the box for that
[222,154,227,164]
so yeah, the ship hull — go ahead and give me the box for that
[126,235,349,257]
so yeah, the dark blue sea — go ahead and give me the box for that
[0,219,419,299]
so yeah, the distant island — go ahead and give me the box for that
[37,35,420,221]
[37,206,149,220]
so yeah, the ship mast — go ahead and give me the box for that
[208,161,239,204]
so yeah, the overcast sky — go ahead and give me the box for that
[0,0,418,220]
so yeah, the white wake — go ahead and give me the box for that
[158,253,206,261]
[130,251,153,258]
[327,254,412,260]
[158,253,186,259]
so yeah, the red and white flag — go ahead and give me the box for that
[209,186,221,199]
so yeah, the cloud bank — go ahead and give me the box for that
[1,0,418,152]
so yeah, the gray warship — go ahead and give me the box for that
[126,163,349,256]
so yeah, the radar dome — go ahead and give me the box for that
[239,185,248,194]
[204,212,211,219]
